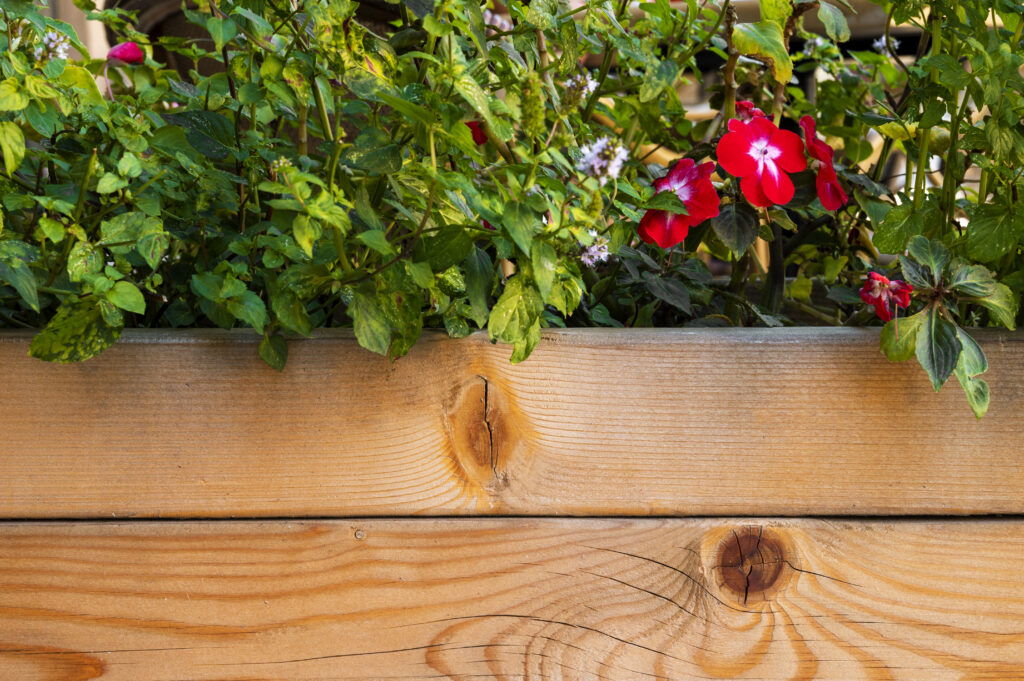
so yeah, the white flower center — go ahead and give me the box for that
[748,138,782,177]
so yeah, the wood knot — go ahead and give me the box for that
[442,374,514,494]
[710,526,796,606]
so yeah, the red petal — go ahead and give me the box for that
[108,41,145,64]
[687,180,721,223]
[664,158,697,188]
[800,116,835,164]
[739,174,772,207]
[874,299,894,321]
[760,163,795,206]
[639,209,689,249]
[465,121,487,146]
[815,170,848,210]
[771,128,808,173]
[717,127,757,177]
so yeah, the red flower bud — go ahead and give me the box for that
[107,42,145,65]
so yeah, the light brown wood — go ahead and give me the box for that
[2,328,1024,518]
[1,518,1022,680]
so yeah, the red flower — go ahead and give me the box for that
[735,100,767,122]
[859,272,913,322]
[465,121,487,146]
[107,42,145,64]
[638,159,720,249]
[716,117,806,207]
[799,116,848,211]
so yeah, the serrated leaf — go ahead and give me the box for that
[225,290,268,332]
[407,261,434,289]
[502,203,539,256]
[0,79,28,111]
[67,241,102,281]
[733,21,793,83]
[463,246,492,328]
[270,285,312,337]
[292,215,321,258]
[874,201,924,254]
[643,272,692,313]
[916,303,961,392]
[906,236,949,286]
[349,287,391,355]
[0,259,39,311]
[966,200,1024,262]
[531,241,556,302]
[817,2,850,42]
[137,232,169,270]
[711,202,759,257]
[949,264,996,297]
[30,298,122,363]
[356,229,396,256]
[488,275,543,362]
[258,333,289,371]
[106,280,145,314]
[0,121,25,175]
[899,256,932,290]
[96,172,128,194]
[964,282,1018,330]
[880,308,924,362]
[206,16,238,52]
[953,326,989,418]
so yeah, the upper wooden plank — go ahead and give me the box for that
[1,328,1022,518]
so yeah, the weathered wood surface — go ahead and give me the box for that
[2,328,1023,518]
[1,518,1022,680]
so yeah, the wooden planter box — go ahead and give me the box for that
[1,328,1023,679]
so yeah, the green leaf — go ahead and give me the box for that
[58,65,105,107]
[0,121,25,176]
[874,201,925,254]
[356,229,396,256]
[645,191,690,213]
[822,255,848,283]
[269,285,312,337]
[463,246,492,328]
[30,298,122,363]
[966,200,1024,263]
[899,256,932,291]
[292,215,321,258]
[817,1,850,41]
[137,232,169,270]
[953,326,989,419]
[915,304,961,392]
[525,0,558,29]
[906,236,949,286]
[206,16,238,51]
[733,21,793,83]
[531,241,557,302]
[760,0,792,28]
[258,333,289,371]
[67,242,102,281]
[502,203,539,256]
[0,79,28,112]
[949,264,996,297]
[406,261,434,289]
[225,290,268,332]
[711,202,759,257]
[105,280,145,314]
[0,258,39,311]
[423,225,472,272]
[96,172,128,194]
[349,287,391,355]
[488,275,543,363]
[964,282,1018,330]
[880,308,925,362]
[643,272,692,313]
[454,72,510,141]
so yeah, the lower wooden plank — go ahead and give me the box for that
[1,519,1022,680]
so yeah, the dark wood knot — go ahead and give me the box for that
[713,526,795,605]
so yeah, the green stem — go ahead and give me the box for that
[73,149,98,223]
[582,39,615,122]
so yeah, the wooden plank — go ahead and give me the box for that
[0,518,1022,680]
[2,328,1023,517]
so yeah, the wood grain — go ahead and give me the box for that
[0,519,1022,680]
[2,328,1023,518]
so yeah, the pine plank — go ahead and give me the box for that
[0,519,1022,680]
[2,328,1023,517]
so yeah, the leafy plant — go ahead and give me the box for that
[0,0,1021,416]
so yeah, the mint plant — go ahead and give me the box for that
[0,0,1021,417]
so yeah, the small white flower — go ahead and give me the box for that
[578,136,629,186]
[33,30,70,62]
[803,36,828,52]
[270,157,293,172]
[580,230,610,267]
[566,73,598,99]
[873,36,899,54]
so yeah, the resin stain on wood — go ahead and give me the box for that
[0,519,1022,680]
